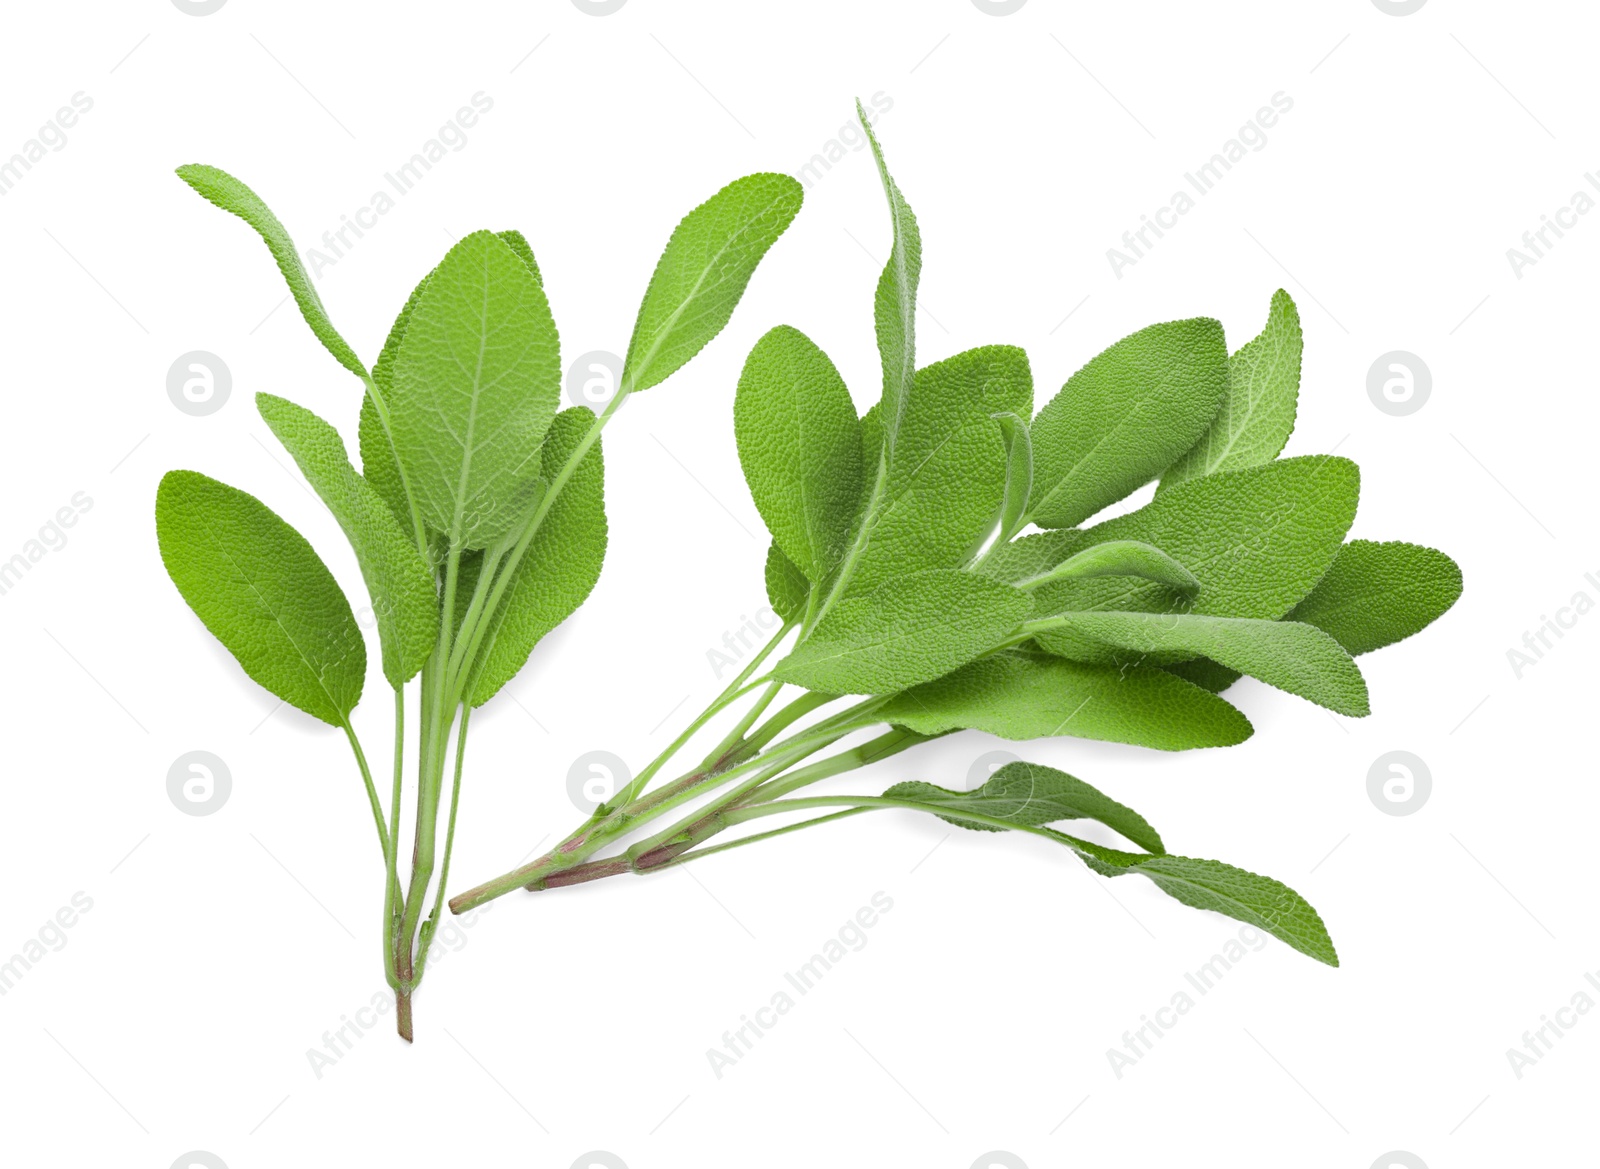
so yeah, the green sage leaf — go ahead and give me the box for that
[1017,539,1199,595]
[1161,290,1302,490]
[885,760,1163,852]
[175,164,366,380]
[992,411,1033,544]
[858,99,922,456]
[389,230,560,549]
[256,394,438,689]
[624,173,803,394]
[466,408,607,706]
[155,470,365,725]
[879,649,1251,751]
[1287,539,1464,656]
[765,542,811,625]
[1028,318,1229,529]
[735,326,864,581]
[1037,612,1369,716]
[776,569,1029,695]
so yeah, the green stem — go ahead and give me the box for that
[340,718,388,857]
[382,687,404,991]
[416,704,470,976]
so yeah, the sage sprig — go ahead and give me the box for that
[157,164,801,1038]
[450,104,1461,968]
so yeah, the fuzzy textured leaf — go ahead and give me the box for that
[847,346,1032,595]
[624,173,803,394]
[1028,456,1361,629]
[993,411,1033,543]
[765,542,810,625]
[1037,612,1369,716]
[176,164,365,380]
[1028,318,1229,529]
[1287,540,1463,656]
[885,761,1163,852]
[389,230,560,549]
[777,570,1029,695]
[466,408,607,706]
[257,394,438,688]
[1019,539,1199,595]
[156,470,364,725]
[1161,290,1302,490]
[735,326,863,580]
[858,100,922,456]
[879,649,1251,751]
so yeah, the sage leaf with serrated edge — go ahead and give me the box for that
[857,98,921,457]
[838,787,1334,963]
[389,230,560,549]
[156,469,365,725]
[846,345,1032,596]
[623,173,803,394]
[1035,612,1370,717]
[1166,539,1463,696]
[1160,290,1302,491]
[878,648,1251,751]
[175,164,366,380]
[885,760,1163,852]
[735,325,863,581]
[1017,539,1199,595]
[362,229,541,532]
[765,541,810,625]
[256,393,438,689]
[1287,539,1464,656]
[992,411,1032,544]
[464,408,608,707]
[1026,456,1360,628]
[1027,318,1229,529]
[775,569,1030,696]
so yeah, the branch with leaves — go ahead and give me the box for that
[450,104,1462,969]
[156,164,802,1038]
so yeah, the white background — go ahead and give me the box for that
[0,2,1592,1167]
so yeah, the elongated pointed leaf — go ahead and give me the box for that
[1161,290,1302,490]
[1028,318,1229,529]
[776,570,1029,695]
[1287,540,1463,655]
[1028,456,1360,624]
[1037,612,1369,716]
[836,790,1334,962]
[858,99,922,455]
[847,346,1033,596]
[176,164,366,380]
[993,412,1032,543]
[735,326,864,580]
[156,470,364,725]
[623,173,803,394]
[389,230,560,549]
[467,408,608,706]
[879,649,1251,751]
[886,761,1163,852]
[1018,539,1198,595]
[765,541,810,625]
[257,394,439,688]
